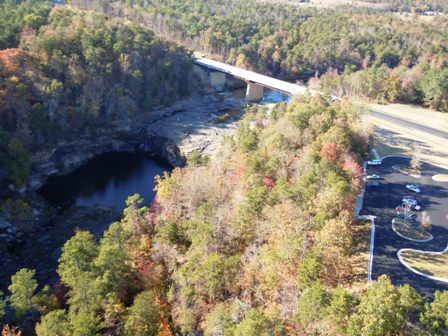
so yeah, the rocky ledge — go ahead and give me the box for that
[27,93,243,192]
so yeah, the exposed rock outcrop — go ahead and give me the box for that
[27,93,243,191]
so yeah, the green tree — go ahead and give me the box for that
[420,69,448,112]
[325,286,357,333]
[347,275,414,336]
[234,309,269,336]
[8,268,38,320]
[124,291,162,336]
[187,149,209,167]
[420,290,448,334]
[297,249,323,288]
[6,139,30,186]
[122,194,148,234]
[94,222,132,298]
[48,79,64,100]
[295,282,329,328]
[70,310,105,336]
[58,231,101,312]
[58,231,98,288]
[36,310,71,336]
[0,291,6,321]
[204,303,234,336]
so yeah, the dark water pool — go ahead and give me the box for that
[39,151,170,210]
[0,151,170,290]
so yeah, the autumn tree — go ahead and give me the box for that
[420,211,432,231]
[410,152,421,173]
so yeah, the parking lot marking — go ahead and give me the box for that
[358,215,376,284]
[397,245,448,284]
[361,154,448,292]
[391,218,433,243]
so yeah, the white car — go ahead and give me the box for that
[367,159,381,166]
[402,197,417,205]
[406,184,421,193]
[366,174,381,180]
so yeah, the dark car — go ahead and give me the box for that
[366,181,381,187]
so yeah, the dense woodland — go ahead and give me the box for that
[0,5,195,186]
[0,0,51,50]
[1,0,448,335]
[81,0,448,111]
[363,0,448,13]
[3,97,448,335]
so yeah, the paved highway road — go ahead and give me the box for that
[370,111,448,140]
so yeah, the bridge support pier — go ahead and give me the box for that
[246,83,264,101]
[210,72,226,91]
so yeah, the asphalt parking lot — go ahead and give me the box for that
[361,156,448,296]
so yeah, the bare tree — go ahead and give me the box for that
[420,211,432,231]
[410,152,421,173]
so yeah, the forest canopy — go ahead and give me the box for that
[81,0,448,111]
[0,0,51,50]
[0,6,196,185]
[2,97,445,335]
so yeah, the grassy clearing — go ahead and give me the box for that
[400,250,448,281]
[371,135,408,158]
[367,117,448,169]
[392,218,432,241]
[433,174,448,182]
[392,165,421,178]
[349,220,371,292]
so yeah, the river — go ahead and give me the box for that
[38,150,170,210]
[0,151,170,290]
[1,89,288,290]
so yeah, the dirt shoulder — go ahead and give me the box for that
[364,105,448,169]
[349,219,371,292]
[369,103,448,132]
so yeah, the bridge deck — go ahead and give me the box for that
[195,57,315,96]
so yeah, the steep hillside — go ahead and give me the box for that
[0,6,196,186]
[24,97,448,335]
[74,0,448,111]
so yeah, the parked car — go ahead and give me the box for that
[406,184,421,193]
[402,201,421,211]
[366,174,381,180]
[367,159,381,166]
[402,196,417,204]
[366,181,381,187]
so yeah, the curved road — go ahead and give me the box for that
[370,111,448,140]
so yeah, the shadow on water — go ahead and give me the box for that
[38,150,171,210]
[0,151,171,291]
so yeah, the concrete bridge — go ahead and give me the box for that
[194,57,318,101]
